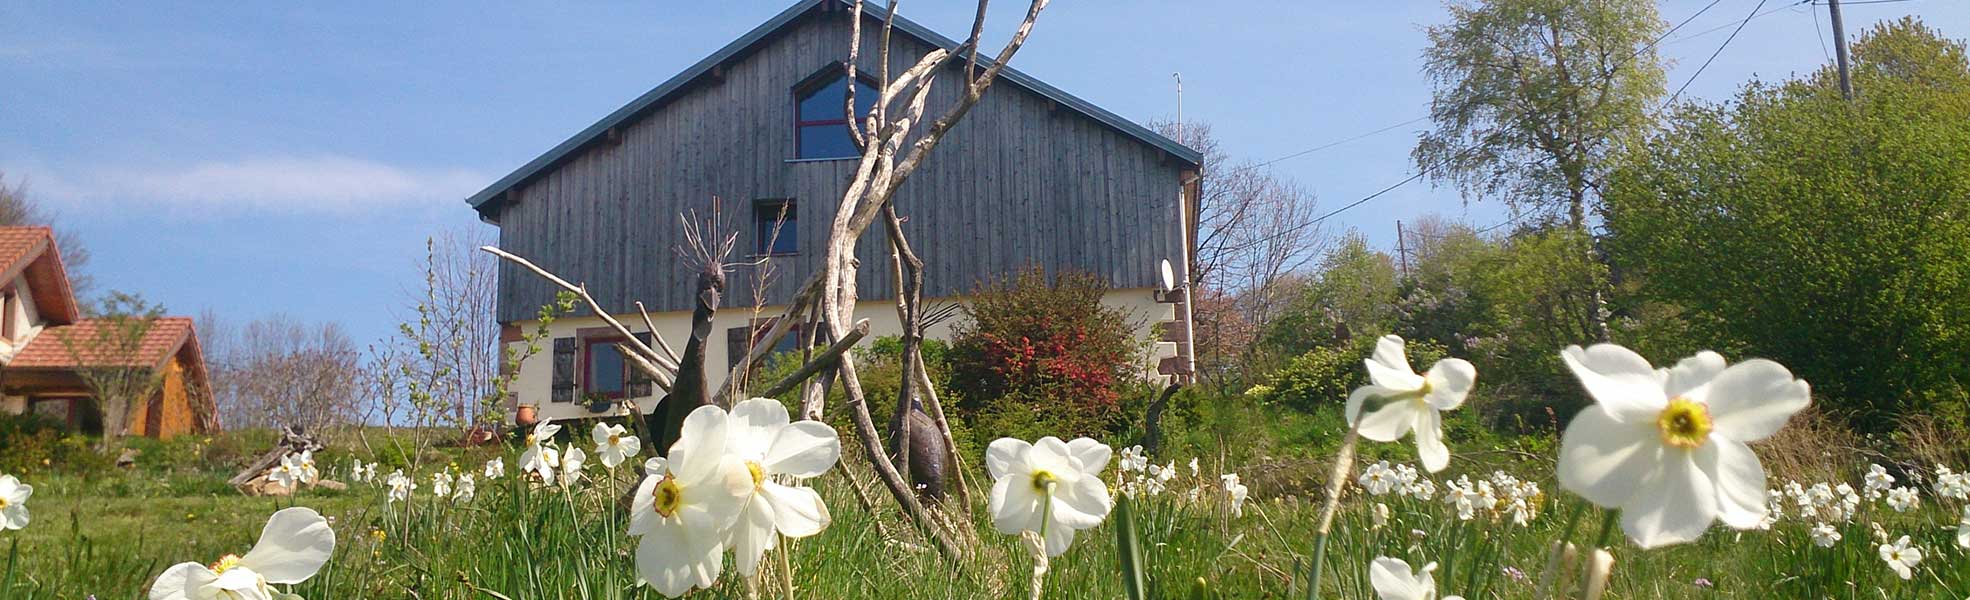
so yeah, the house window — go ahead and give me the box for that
[755,200,797,255]
[0,287,15,342]
[727,319,806,371]
[794,75,877,160]
[583,337,627,399]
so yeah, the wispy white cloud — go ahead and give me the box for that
[16,156,488,215]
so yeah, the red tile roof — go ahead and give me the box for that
[0,226,52,281]
[9,317,197,370]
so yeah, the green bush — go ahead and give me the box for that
[1258,335,1449,414]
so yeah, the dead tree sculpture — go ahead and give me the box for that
[485,0,1050,562]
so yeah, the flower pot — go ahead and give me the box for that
[515,405,539,427]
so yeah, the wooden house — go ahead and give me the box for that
[0,226,217,438]
[468,0,1202,423]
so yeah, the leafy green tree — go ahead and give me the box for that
[1603,18,1970,429]
[1414,0,1666,229]
[1261,232,1398,356]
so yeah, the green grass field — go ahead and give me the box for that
[2,423,1966,599]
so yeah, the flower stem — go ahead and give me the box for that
[1591,509,1619,550]
[1031,481,1056,600]
[779,534,796,599]
[1306,420,1362,600]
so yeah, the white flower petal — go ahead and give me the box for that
[987,438,1032,481]
[1697,438,1769,530]
[728,496,777,577]
[730,397,791,460]
[1697,359,1809,443]
[1367,335,1422,388]
[1424,358,1477,411]
[669,405,730,485]
[1561,344,1668,422]
[1066,437,1112,475]
[1558,406,1663,509]
[148,562,219,600]
[1413,408,1451,473]
[1042,520,1079,557]
[990,476,1042,535]
[1353,394,1419,442]
[763,421,841,479]
[1050,473,1113,530]
[760,481,831,538]
[240,507,335,585]
[1662,351,1726,398]
[1620,451,1717,549]
[634,519,720,598]
[212,566,270,599]
[1369,557,1425,600]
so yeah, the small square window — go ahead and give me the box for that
[755,200,798,256]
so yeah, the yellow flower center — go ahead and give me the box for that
[525,433,538,446]
[1031,469,1057,493]
[210,554,243,574]
[1656,397,1713,449]
[651,474,684,518]
[0,497,8,509]
[746,460,766,491]
[608,434,621,446]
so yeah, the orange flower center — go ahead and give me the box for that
[651,474,684,518]
[1656,398,1713,449]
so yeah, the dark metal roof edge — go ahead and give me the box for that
[465,0,1203,216]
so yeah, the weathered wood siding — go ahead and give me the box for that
[494,9,1191,322]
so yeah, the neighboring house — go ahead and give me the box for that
[470,0,1202,423]
[0,226,217,439]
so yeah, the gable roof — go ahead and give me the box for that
[8,316,198,370]
[0,226,80,325]
[466,0,1201,218]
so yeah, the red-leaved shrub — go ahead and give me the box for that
[949,267,1142,436]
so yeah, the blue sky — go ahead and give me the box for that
[2,1,1962,346]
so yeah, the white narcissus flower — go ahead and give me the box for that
[520,420,563,482]
[385,470,414,503]
[0,474,30,530]
[1371,503,1390,530]
[1556,345,1810,549]
[431,472,453,498]
[593,422,642,469]
[1408,478,1437,501]
[484,458,505,480]
[987,436,1115,557]
[1878,535,1921,580]
[629,405,754,598]
[558,447,587,488]
[1368,557,1464,600]
[1884,487,1919,512]
[1188,457,1200,477]
[1863,464,1894,497]
[1221,473,1249,517]
[148,507,336,600]
[721,398,842,577]
[267,457,301,491]
[295,450,320,484]
[453,474,476,503]
[1957,506,1969,550]
[1345,335,1477,473]
[1810,522,1841,547]
[1359,461,1399,496]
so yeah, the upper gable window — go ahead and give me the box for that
[795,76,878,160]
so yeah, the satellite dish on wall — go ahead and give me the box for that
[1158,259,1177,292]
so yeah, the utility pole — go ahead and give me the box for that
[1395,220,1409,276]
[1828,0,1854,99]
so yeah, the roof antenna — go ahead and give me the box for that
[1171,72,1183,140]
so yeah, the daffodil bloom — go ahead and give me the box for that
[453,473,476,503]
[558,447,587,488]
[1879,535,1921,580]
[1345,335,1477,473]
[719,398,841,576]
[520,420,563,482]
[1811,522,1841,547]
[986,436,1114,557]
[1863,464,1894,499]
[484,457,504,480]
[148,507,336,600]
[385,470,414,503]
[0,474,30,530]
[431,472,453,498]
[1371,503,1390,530]
[267,458,301,491]
[1368,557,1464,600]
[1884,487,1919,512]
[593,422,642,469]
[1222,473,1249,517]
[1556,345,1810,549]
[295,451,319,484]
[1359,461,1399,496]
[629,405,754,598]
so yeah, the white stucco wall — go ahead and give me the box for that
[507,287,1180,424]
[0,273,49,363]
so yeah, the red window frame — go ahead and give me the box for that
[581,335,629,400]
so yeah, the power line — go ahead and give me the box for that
[1670,0,1777,104]
[1812,4,1833,61]
[1665,0,1811,45]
